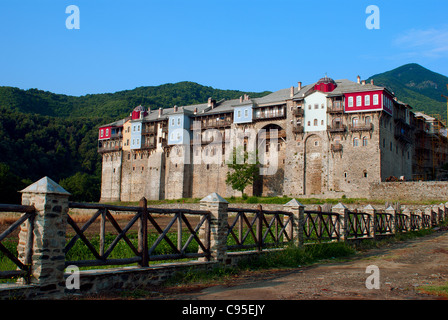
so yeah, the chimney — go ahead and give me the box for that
[357,75,361,84]
[174,105,178,112]
[194,107,198,114]
[240,96,243,103]
[158,108,163,117]
[370,79,374,85]
[298,81,302,91]
[290,86,294,98]
[208,97,212,108]
[362,80,366,86]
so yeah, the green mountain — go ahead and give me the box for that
[0,81,271,120]
[367,63,448,120]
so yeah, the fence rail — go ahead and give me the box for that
[304,210,340,242]
[227,206,293,251]
[0,204,35,283]
[65,200,211,268]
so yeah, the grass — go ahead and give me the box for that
[102,195,448,207]
[419,282,448,298]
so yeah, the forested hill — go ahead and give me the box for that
[367,63,448,120]
[0,82,271,204]
[0,81,271,119]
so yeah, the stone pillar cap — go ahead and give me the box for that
[363,204,376,211]
[332,203,348,210]
[200,192,228,203]
[284,199,305,207]
[20,176,71,195]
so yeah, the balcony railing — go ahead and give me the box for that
[292,125,304,134]
[349,123,373,132]
[292,108,304,117]
[327,106,344,113]
[331,144,343,152]
[254,110,285,120]
[327,124,347,133]
[98,146,122,153]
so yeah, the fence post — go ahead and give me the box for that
[438,203,445,224]
[283,199,305,247]
[332,203,348,241]
[402,207,411,232]
[138,197,149,267]
[414,209,423,230]
[445,202,448,221]
[363,204,376,239]
[431,206,438,227]
[385,205,396,234]
[18,177,70,296]
[199,193,228,264]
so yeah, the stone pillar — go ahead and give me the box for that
[363,204,376,239]
[18,177,70,296]
[332,203,348,241]
[431,206,439,227]
[414,209,423,230]
[283,199,305,247]
[385,205,396,234]
[445,202,448,221]
[424,206,434,228]
[402,207,411,232]
[199,193,228,264]
[438,203,445,224]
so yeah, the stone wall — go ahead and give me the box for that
[370,181,448,201]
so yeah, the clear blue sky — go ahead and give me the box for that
[0,0,447,96]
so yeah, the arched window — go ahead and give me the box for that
[314,119,318,126]
[353,137,359,147]
[362,136,368,146]
[352,117,359,127]
[365,116,371,125]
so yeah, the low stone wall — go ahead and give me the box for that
[370,181,448,201]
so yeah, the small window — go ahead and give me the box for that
[307,121,311,126]
[363,171,368,178]
[362,136,368,146]
[237,110,241,117]
[171,119,174,126]
[244,109,248,117]
[373,94,379,105]
[314,119,318,126]
[365,95,370,106]
[321,120,324,125]
[348,97,354,107]
[353,138,359,147]
[390,142,393,151]
[314,104,318,109]
[314,141,319,146]
[177,118,181,126]
[308,105,311,110]
[356,96,362,106]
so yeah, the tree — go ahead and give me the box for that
[225,147,259,196]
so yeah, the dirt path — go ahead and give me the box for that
[162,230,448,300]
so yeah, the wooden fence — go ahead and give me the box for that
[1,181,447,298]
